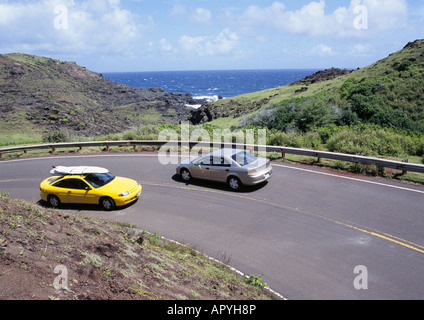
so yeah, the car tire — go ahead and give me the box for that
[227,176,242,191]
[100,197,115,211]
[180,168,192,182]
[48,195,61,208]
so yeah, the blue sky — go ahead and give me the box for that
[0,0,423,72]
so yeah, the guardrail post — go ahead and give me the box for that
[402,159,409,175]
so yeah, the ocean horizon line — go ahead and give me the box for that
[101,69,335,99]
[102,68,329,74]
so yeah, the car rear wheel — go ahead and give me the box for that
[228,176,242,191]
[180,168,191,182]
[48,195,61,208]
[100,197,115,211]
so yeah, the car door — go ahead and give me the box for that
[190,155,212,180]
[51,178,72,203]
[209,156,232,182]
[64,179,96,204]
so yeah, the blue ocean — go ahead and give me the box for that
[103,69,319,99]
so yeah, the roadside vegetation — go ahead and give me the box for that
[0,193,277,300]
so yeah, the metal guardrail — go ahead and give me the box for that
[1,140,424,174]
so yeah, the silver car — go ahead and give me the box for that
[176,148,272,190]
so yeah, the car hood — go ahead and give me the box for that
[98,176,139,195]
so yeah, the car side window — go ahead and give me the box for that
[199,156,211,165]
[211,157,231,167]
[211,157,221,166]
[53,178,90,190]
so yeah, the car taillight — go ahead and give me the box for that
[248,169,257,176]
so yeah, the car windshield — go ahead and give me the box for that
[231,151,258,166]
[84,173,115,188]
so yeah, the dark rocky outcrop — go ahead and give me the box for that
[0,53,198,136]
[290,67,354,86]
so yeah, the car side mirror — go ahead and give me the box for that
[85,186,92,191]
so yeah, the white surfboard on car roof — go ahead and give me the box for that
[50,166,109,176]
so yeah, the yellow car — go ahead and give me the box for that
[40,166,142,210]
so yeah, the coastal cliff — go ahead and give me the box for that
[0,53,197,137]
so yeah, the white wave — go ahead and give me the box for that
[185,95,224,109]
[193,95,221,103]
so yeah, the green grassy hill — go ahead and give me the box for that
[0,53,194,146]
[191,39,424,134]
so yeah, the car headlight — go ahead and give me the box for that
[119,191,129,197]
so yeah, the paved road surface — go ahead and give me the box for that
[1,153,423,300]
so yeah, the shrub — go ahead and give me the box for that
[268,132,303,148]
[244,274,267,288]
[326,125,420,157]
[295,98,339,132]
[42,130,69,143]
[301,131,322,149]
[393,59,413,72]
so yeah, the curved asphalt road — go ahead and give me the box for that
[1,153,424,300]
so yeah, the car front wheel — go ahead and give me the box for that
[228,176,242,191]
[100,197,115,211]
[180,168,191,182]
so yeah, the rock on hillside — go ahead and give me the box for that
[0,53,197,136]
[290,67,354,86]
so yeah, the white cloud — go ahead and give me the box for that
[179,35,207,53]
[311,44,335,56]
[160,38,174,52]
[229,0,408,37]
[204,29,239,55]
[171,5,211,25]
[348,43,376,57]
[192,8,212,24]
[0,0,150,55]
[350,43,367,55]
[179,29,239,56]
